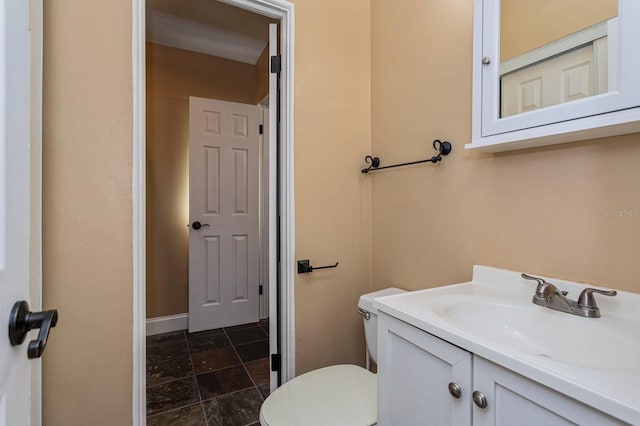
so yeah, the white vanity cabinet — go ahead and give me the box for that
[377,311,472,425]
[377,312,626,426]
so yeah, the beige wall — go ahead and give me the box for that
[501,0,617,61]
[371,1,640,296]
[255,45,270,103]
[42,0,133,424]
[148,0,274,41]
[146,43,259,318]
[291,0,372,374]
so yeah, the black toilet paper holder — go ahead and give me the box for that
[297,259,339,274]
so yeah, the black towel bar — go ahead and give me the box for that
[361,139,452,174]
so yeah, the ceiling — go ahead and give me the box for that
[146,0,276,64]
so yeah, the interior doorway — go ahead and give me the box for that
[136,0,295,423]
[144,1,274,333]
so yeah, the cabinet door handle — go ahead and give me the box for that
[448,382,462,399]
[472,391,488,409]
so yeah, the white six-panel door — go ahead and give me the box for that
[0,0,37,424]
[188,97,260,332]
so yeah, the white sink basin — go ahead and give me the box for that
[373,266,640,425]
[435,300,640,370]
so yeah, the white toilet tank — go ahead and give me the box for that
[358,287,406,364]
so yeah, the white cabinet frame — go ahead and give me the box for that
[468,0,640,152]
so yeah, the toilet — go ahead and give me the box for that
[259,287,407,426]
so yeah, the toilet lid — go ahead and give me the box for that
[260,364,377,426]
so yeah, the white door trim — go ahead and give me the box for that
[132,0,295,423]
[29,0,44,422]
[131,0,146,422]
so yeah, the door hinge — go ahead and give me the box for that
[276,215,281,263]
[259,124,264,134]
[270,55,282,74]
[259,285,263,295]
[271,353,281,372]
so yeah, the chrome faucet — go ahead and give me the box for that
[521,273,617,318]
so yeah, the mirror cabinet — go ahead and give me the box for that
[468,0,640,151]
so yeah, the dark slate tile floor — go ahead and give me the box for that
[147,319,270,426]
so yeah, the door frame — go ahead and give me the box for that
[131,0,295,423]
[258,97,270,321]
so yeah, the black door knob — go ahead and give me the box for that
[8,301,58,359]
[191,221,210,230]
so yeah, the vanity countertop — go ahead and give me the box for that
[373,265,640,425]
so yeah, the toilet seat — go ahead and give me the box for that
[259,364,377,426]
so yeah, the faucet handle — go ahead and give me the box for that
[522,273,557,296]
[521,273,547,287]
[577,288,617,309]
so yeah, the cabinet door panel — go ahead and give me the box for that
[377,313,472,426]
[473,357,626,426]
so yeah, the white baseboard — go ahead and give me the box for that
[146,313,188,336]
